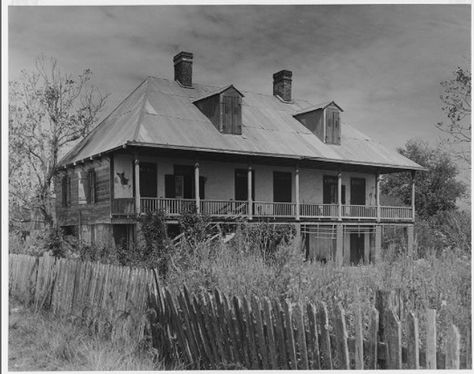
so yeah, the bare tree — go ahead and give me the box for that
[9,56,108,228]
[436,67,471,166]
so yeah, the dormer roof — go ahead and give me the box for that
[193,84,244,103]
[295,101,344,116]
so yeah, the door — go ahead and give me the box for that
[139,162,157,198]
[273,172,292,216]
[350,178,366,205]
[350,233,365,265]
[234,169,255,201]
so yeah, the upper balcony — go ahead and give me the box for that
[111,197,413,222]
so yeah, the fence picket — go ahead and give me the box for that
[274,300,289,368]
[426,309,437,369]
[306,303,321,369]
[317,301,333,369]
[221,293,237,365]
[446,324,460,369]
[334,302,350,369]
[294,303,309,369]
[242,296,259,368]
[263,297,278,369]
[354,299,364,370]
[385,309,402,369]
[407,311,420,369]
[283,300,297,369]
[233,296,250,368]
[252,296,268,368]
[367,307,379,369]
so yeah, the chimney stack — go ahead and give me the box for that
[173,51,193,87]
[273,70,292,102]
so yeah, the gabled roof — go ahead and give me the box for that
[193,84,244,102]
[59,76,423,171]
[295,100,344,115]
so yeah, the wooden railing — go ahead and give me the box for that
[254,201,297,217]
[380,206,413,220]
[343,205,377,218]
[200,200,248,216]
[300,203,338,218]
[112,198,413,221]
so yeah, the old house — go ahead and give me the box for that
[55,51,423,265]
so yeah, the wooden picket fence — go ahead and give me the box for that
[147,284,471,370]
[9,253,154,342]
[9,253,472,369]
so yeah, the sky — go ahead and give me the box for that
[8,4,471,180]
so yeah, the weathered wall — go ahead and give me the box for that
[56,157,111,226]
[113,154,134,198]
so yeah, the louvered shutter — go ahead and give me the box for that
[199,176,206,199]
[335,112,341,144]
[233,96,242,135]
[222,96,232,134]
[62,176,68,207]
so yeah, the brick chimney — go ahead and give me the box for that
[173,51,193,87]
[273,70,292,102]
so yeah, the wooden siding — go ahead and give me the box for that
[56,157,111,226]
[294,109,324,141]
[195,94,221,131]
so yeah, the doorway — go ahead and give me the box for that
[350,233,365,265]
[139,162,157,198]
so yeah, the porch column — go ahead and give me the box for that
[295,165,300,220]
[194,161,200,213]
[248,165,253,219]
[376,172,381,222]
[374,225,382,263]
[407,224,414,258]
[337,171,342,221]
[411,171,416,222]
[336,224,343,266]
[134,156,140,214]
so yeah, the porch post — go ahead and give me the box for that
[336,224,343,266]
[337,171,342,221]
[295,164,300,220]
[376,172,381,222]
[248,165,253,219]
[134,155,140,214]
[411,171,416,222]
[407,224,414,258]
[194,161,200,213]
[374,225,382,263]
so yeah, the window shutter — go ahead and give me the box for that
[326,112,332,143]
[66,176,71,206]
[199,176,206,200]
[222,96,232,134]
[165,174,175,198]
[335,112,341,144]
[88,169,96,204]
[233,96,242,135]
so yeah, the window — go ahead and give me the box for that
[62,175,71,207]
[323,175,338,204]
[87,169,96,204]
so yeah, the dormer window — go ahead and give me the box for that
[194,85,244,135]
[294,101,343,145]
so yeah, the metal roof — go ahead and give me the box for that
[59,76,423,171]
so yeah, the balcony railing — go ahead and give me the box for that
[110,198,413,221]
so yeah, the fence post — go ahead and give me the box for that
[446,324,460,369]
[426,309,437,369]
[407,311,420,369]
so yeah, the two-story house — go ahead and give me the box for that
[55,51,424,265]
